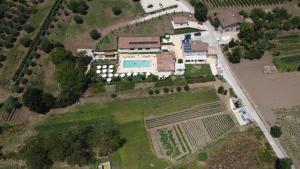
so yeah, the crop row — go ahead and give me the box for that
[145,101,224,129]
[202,114,235,140]
[201,0,286,8]
[12,0,62,85]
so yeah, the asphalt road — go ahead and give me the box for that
[204,22,288,159]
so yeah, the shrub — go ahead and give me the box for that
[184,85,190,91]
[89,29,101,40]
[40,38,54,53]
[111,93,117,98]
[154,89,160,94]
[176,86,182,92]
[217,86,224,94]
[163,88,169,93]
[270,126,282,138]
[74,15,83,24]
[0,55,6,62]
[198,152,208,161]
[19,36,32,48]
[112,6,122,15]
[276,158,293,169]
[178,58,183,63]
[21,78,28,84]
[23,24,35,33]
[148,90,154,95]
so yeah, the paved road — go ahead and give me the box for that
[204,22,288,159]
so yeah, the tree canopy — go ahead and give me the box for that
[194,2,208,22]
[22,88,55,114]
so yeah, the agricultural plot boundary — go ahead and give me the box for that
[146,101,236,161]
[201,0,287,9]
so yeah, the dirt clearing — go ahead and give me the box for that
[229,53,300,125]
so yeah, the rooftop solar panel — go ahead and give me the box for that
[129,41,158,45]
[183,41,192,52]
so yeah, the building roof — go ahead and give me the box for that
[217,11,244,28]
[185,54,207,61]
[157,52,175,72]
[173,16,188,25]
[191,41,209,53]
[118,36,161,49]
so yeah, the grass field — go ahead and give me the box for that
[184,64,215,83]
[0,88,217,169]
[272,34,300,72]
[275,107,300,167]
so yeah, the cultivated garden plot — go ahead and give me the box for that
[146,101,236,161]
[198,0,287,9]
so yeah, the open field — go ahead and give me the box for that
[275,107,300,167]
[0,88,218,169]
[146,101,235,161]
[229,54,300,125]
[272,34,300,71]
[48,0,143,52]
[184,64,215,83]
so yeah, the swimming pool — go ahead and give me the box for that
[123,60,152,68]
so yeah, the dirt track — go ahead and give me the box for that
[229,53,300,125]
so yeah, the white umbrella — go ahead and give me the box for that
[102,69,107,73]
[146,72,151,76]
[114,74,119,77]
[133,72,138,76]
[101,74,107,78]
[96,65,101,69]
[102,65,107,69]
[109,65,114,69]
[127,72,132,76]
[96,70,101,74]
[120,73,125,78]
[107,78,112,82]
[109,69,114,73]
[108,74,113,77]
[139,72,144,75]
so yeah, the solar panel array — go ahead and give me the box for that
[129,41,158,45]
[183,41,192,52]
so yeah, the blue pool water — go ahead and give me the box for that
[123,60,152,68]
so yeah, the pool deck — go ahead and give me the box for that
[117,54,158,74]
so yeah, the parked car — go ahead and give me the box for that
[194,32,201,36]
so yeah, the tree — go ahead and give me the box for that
[291,16,300,27]
[163,88,169,93]
[239,10,248,18]
[22,88,55,114]
[40,38,54,53]
[89,29,101,40]
[112,6,122,15]
[217,86,224,94]
[270,126,282,138]
[50,47,72,65]
[194,2,208,22]
[19,36,32,48]
[74,15,83,24]
[23,24,35,33]
[184,85,190,91]
[176,86,182,92]
[154,89,160,94]
[276,158,293,169]
[228,39,237,48]
[228,47,241,63]
[67,0,89,14]
[148,89,154,95]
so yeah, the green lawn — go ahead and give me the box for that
[184,64,215,83]
[35,89,217,169]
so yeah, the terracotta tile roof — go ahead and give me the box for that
[157,52,175,72]
[191,41,209,53]
[118,36,161,49]
[217,11,244,28]
[173,16,188,25]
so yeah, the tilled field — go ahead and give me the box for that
[146,101,235,162]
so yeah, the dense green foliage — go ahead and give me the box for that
[50,47,72,65]
[74,15,84,24]
[194,2,208,22]
[270,125,282,138]
[276,158,293,169]
[22,88,55,114]
[197,152,208,161]
[89,29,101,40]
[20,117,124,169]
[112,6,122,15]
[19,36,32,48]
[67,0,89,15]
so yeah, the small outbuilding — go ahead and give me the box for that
[217,11,244,31]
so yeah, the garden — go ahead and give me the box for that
[184,64,215,83]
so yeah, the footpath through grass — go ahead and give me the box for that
[36,88,217,169]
